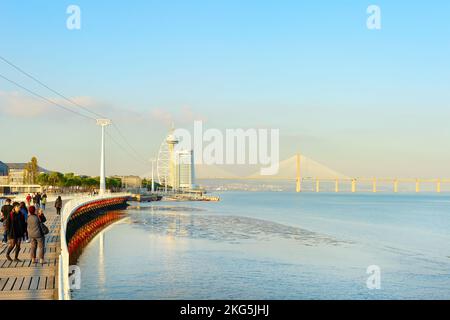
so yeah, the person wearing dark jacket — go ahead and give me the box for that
[5,202,26,261]
[1,198,13,245]
[35,193,41,209]
[19,202,29,243]
[27,206,45,264]
[55,196,63,215]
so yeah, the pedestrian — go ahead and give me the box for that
[32,193,36,206]
[37,208,47,224]
[41,193,47,211]
[19,202,30,243]
[26,194,32,207]
[35,193,41,209]
[27,206,45,264]
[1,198,13,245]
[4,202,26,261]
[55,196,63,215]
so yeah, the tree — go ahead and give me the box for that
[23,163,31,184]
[106,177,122,190]
[37,173,49,186]
[48,172,64,186]
[24,157,39,184]
[29,157,39,183]
[142,178,162,191]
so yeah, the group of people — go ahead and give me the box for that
[0,195,63,264]
[25,192,47,210]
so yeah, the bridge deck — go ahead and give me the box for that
[0,205,60,300]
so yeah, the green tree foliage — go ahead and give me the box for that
[23,156,39,184]
[48,172,64,186]
[36,171,123,192]
[37,173,49,185]
[106,177,122,189]
[142,178,162,191]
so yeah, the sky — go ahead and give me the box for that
[0,0,449,178]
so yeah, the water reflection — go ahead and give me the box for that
[128,205,345,247]
[98,232,105,288]
[72,193,450,300]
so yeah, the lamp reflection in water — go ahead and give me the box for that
[147,207,195,290]
[98,231,106,290]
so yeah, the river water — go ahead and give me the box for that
[71,192,450,300]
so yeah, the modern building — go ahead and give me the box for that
[157,128,198,192]
[166,128,179,188]
[115,175,142,189]
[0,161,8,176]
[175,150,196,190]
[5,163,49,185]
[0,162,46,194]
[0,162,8,191]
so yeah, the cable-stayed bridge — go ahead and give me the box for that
[196,154,450,193]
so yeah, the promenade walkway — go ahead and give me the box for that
[0,202,61,300]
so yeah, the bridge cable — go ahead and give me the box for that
[0,73,96,121]
[0,55,150,166]
[0,72,147,166]
[0,55,105,119]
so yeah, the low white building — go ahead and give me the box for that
[0,162,46,194]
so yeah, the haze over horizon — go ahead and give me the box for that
[1,1,450,178]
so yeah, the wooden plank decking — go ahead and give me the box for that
[0,204,60,300]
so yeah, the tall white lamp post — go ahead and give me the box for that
[96,119,112,195]
[150,159,156,193]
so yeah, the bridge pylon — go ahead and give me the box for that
[296,153,301,193]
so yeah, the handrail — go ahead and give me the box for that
[58,193,130,300]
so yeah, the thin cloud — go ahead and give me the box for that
[0,91,51,117]
[0,90,103,119]
[0,90,208,129]
[150,106,207,126]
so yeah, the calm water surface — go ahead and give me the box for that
[72,192,450,300]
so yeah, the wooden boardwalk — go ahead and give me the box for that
[0,204,60,300]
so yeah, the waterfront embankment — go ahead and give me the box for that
[0,193,129,300]
[0,199,61,299]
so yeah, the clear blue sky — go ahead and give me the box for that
[1,0,449,177]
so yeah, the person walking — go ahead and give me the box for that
[35,193,41,209]
[4,202,26,261]
[27,206,45,264]
[1,199,13,245]
[26,194,32,207]
[55,196,63,215]
[41,194,47,211]
[19,202,30,243]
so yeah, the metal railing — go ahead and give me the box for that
[57,192,130,300]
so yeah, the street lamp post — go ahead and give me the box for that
[96,119,112,195]
[150,159,156,193]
